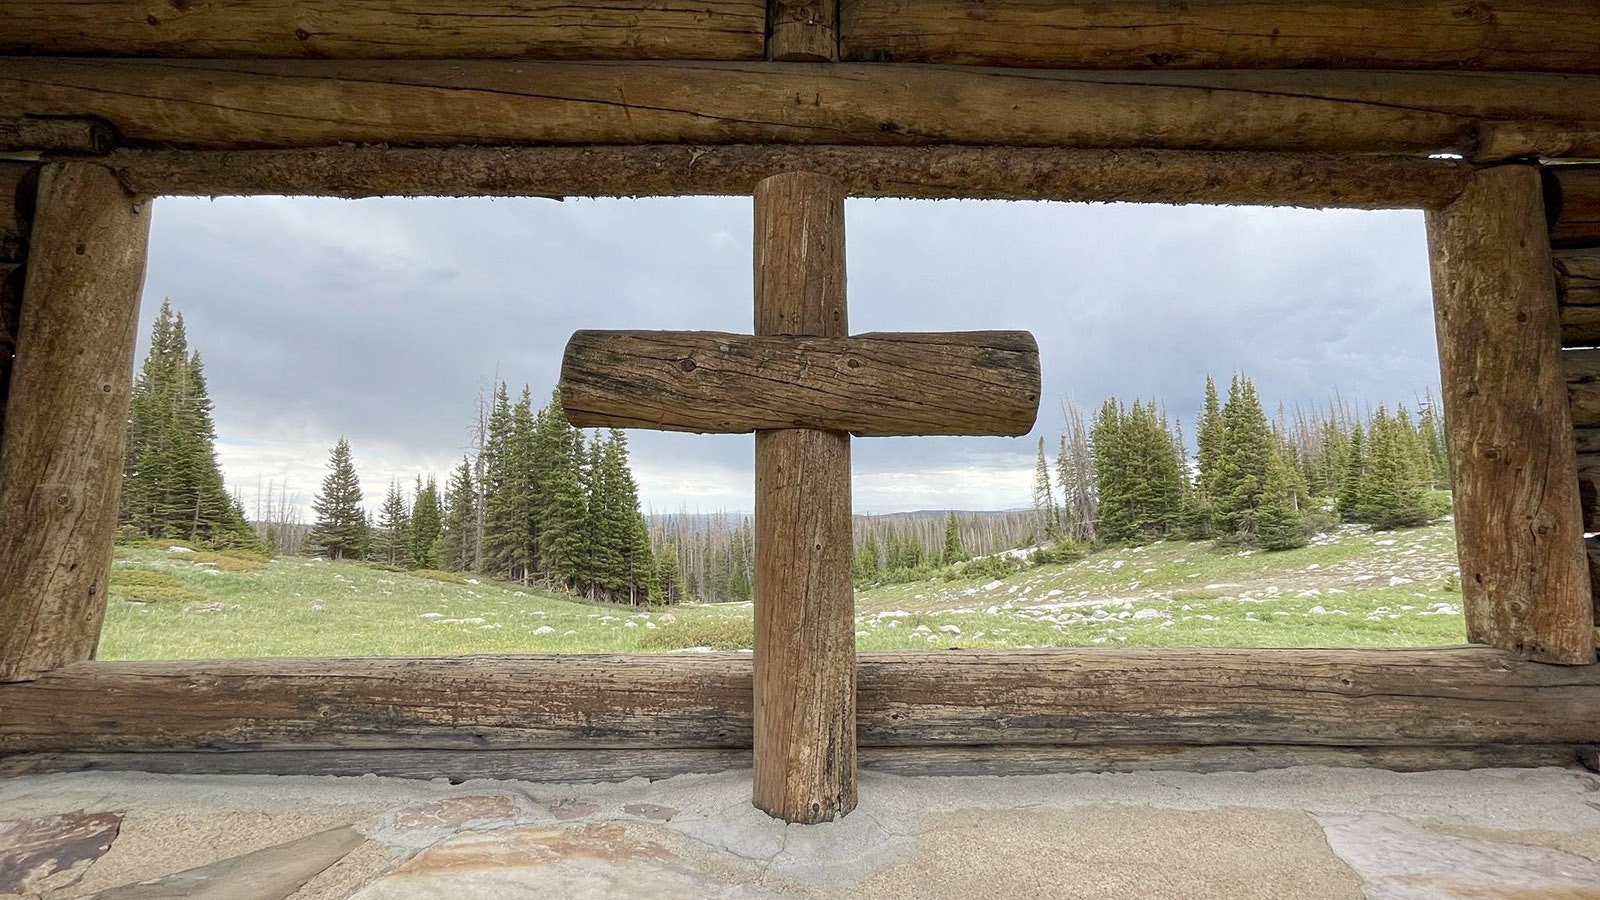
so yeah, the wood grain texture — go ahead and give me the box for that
[1565,350,1600,428]
[1563,303,1600,346]
[769,0,838,61]
[0,743,1577,781]
[1549,165,1600,248]
[1427,164,1593,664]
[4,649,1600,753]
[560,330,1040,436]
[0,164,36,444]
[0,164,148,682]
[839,0,1600,71]
[1,0,766,60]
[5,60,1600,157]
[1557,249,1600,306]
[101,145,1477,209]
[751,171,854,824]
[0,117,113,154]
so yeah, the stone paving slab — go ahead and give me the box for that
[1,766,1598,899]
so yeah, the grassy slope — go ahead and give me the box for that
[100,522,1465,660]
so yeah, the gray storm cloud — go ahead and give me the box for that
[139,196,1436,515]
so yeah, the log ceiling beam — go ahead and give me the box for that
[1549,166,1600,248]
[6,0,1599,71]
[1,0,768,61]
[2,60,1599,159]
[838,0,1600,72]
[96,146,1477,209]
[2,648,1598,755]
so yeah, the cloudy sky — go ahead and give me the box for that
[137,195,1439,517]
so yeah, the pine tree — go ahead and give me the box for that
[1211,374,1275,542]
[376,481,411,567]
[655,543,684,604]
[1359,406,1434,529]
[436,457,478,571]
[1032,436,1060,541]
[306,437,366,560]
[1255,444,1310,550]
[121,299,255,547]
[409,475,442,569]
[941,510,967,563]
[1337,423,1367,522]
[1195,374,1225,501]
[480,383,536,582]
[854,532,882,583]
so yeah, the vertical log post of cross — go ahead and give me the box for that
[560,174,1040,823]
[751,172,854,822]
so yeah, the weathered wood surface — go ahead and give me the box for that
[839,0,1600,71]
[101,146,1477,209]
[0,117,113,154]
[0,743,1577,782]
[1427,165,1593,665]
[1565,350,1600,428]
[1557,249,1600,307]
[561,330,1040,437]
[1,1,766,60]
[0,163,149,682]
[0,164,36,443]
[1549,166,1600,248]
[5,60,1600,157]
[769,0,838,62]
[0,748,751,782]
[751,171,855,824]
[4,649,1600,753]
[1562,304,1600,346]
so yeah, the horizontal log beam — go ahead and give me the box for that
[1,1,767,60]
[0,116,113,153]
[3,60,1600,158]
[3,648,1599,754]
[1562,305,1600,346]
[560,330,1040,436]
[839,0,1600,72]
[0,743,1578,782]
[1557,249,1600,305]
[99,145,1476,209]
[1549,166,1600,248]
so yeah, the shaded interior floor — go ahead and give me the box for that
[5,765,1600,899]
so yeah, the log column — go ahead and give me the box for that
[1427,163,1594,665]
[752,171,856,822]
[0,163,149,682]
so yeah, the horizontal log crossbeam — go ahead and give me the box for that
[96,146,1477,209]
[0,60,1598,159]
[560,330,1040,436]
[5,0,1598,72]
[2,648,1597,756]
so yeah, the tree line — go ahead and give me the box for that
[1039,373,1450,551]
[306,385,666,605]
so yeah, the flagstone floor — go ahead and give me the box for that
[4,765,1600,899]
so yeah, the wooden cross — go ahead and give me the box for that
[559,172,1041,823]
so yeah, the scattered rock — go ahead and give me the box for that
[0,811,122,895]
[533,625,556,635]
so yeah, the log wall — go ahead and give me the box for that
[1,648,1597,755]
